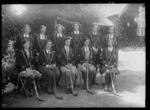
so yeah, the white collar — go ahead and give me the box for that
[65,46,69,49]
[57,33,62,37]
[46,49,50,53]
[108,47,113,51]
[24,48,29,52]
[40,34,45,39]
[93,32,97,35]
[24,34,29,37]
[74,31,79,34]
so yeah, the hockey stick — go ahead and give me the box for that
[86,61,94,94]
[33,80,46,101]
[69,66,78,96]
[53,68,63,99]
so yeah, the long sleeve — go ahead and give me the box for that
[78,48,84,64]
[113,49,118,68]
[39,50,46,66]
[70,48,76,65]
[16,50,26,71]
[51,51,56,64]
[58,49,66,66]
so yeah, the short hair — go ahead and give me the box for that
[65,36,72,41]
[55,24,65,30]
[22,39,30,45]
[40,25,46,30]
[46,40,52,45]
[83,37,90,43]
[22,24,31,32]
[90,22,101,31]
[73,22,81,28]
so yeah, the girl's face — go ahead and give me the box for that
[65,39,71,46]
[46,42,52,49]
[40,27,46,34]
[24,26,30,34]
[93,25,98,32]
[24,42,30,50]
[57,26,62,33]
[84,39,90,47]
[74,24,79,31]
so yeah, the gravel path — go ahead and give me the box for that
[3,50,145,107]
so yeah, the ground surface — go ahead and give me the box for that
[3,49,145,107]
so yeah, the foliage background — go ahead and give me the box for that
[2,4,145,55]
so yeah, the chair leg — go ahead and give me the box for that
[41,81,46,93]
[19,78,29,97]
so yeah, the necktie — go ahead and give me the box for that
[108,48,112,60]
[93,32,96,35]
[25,49,29,59]
[48,50,50,54]
[67,47,69,56]
[66,46,69,56]
[24,34,29,37]
[41,35,44,39]
[85,47,89,59]
[75,31,79,34]
[58,33,62,37]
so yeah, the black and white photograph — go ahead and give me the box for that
[2,4,145,107]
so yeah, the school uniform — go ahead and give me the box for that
[78,46,96,88]
[33,33,48,54]
[88,32,102,66]
[103,33,119,69]
[14,33,33,51]
[70,31,84,65]
[59,46,77,90]
[16,48,41,89]
[53,32,66,66]
[38,48,60,92]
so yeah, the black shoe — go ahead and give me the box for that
[95,82,99,85]
[70,88,73,93]
[47,89,53,95]
[66,89,71,94]
[104,88,108,92]
[83,85,86,90]
[108,87,113,92]
[56,82,60,87]
[27,89,33,97]
[89,85,92,90]
[116,70,120,75]
[92,81,96,85]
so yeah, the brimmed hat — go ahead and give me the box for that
[22,39,30,45]
[40,25,46,29]
[83,37,90,43]
[55,24,65,30]
[65,36,72,41]
[45,39,54,47]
